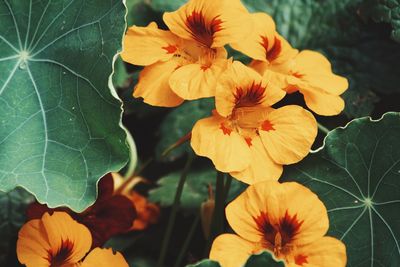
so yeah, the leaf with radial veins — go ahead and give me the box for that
[281,112,400,267]
[0,0,129,211]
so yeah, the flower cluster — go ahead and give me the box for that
[122,0,349,266]
[122,0,348,185]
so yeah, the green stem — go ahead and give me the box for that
[317,122,330,135]
[223,175,233,202]
[123,130,138,179]
[205,171,226,255]
[173,214,200,267]
[157,153,194,267]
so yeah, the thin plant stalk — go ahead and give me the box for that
[173,214,200,267]
[317,122,330,135]
[157,153,195,267]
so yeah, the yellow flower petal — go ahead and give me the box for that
[295,50,348,95]
[225,180,282,243]
[287,237,347,267]
[191,113,251,172]
[133,60,184,107]
[121,22,181,66]
[302,87,345,116]
[292,50,349,115]
[258,105,317,165]
[81,248,129,267]
[169,57,228,100]
[209,234,255,267]
[230,13,276,61]
[215,61,285,117]
[163,0,252,48]
[230,135,283,184]
[17,212,92,267]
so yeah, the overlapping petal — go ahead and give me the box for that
[163,0,252,48]
[230,136,283,184]
[134,60,185,107]
[258,105,317,165]
[121,22,182,66]
[191,113,251,172]
[210,234,255,267]
[81,248,129,267]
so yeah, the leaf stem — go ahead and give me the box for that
[173,214,200,267]
[204,171,226,255]
[317,122,330,135]
[157,153,195,267]
[122,130,138,179]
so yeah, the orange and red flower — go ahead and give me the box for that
[27,174,136,247]
[191,61,317,183]
[17,212,128,267]
[210,181,347,267]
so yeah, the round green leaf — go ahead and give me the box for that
[281,112,400,266]
[187,259,221,267]
[0,0,129,211]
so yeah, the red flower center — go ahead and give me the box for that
[255,211,304,251]
[186,11,223,47]
[234,81,266,108]
[48,239,74,266]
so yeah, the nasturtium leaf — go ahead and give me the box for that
[156,99,214,162]
[244,251,285,267]
[187,259,221,267]
[127,0,161,27]
[149,167,247,213]
[361,0,400,42]
[149,0,186,12]
[0,0,129,211]
[243,0,400,118]
[0,188,33,264]
[281,112,400,266]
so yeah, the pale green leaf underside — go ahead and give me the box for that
[281,112,400,266]
[187,251,284,267]
[0,0,129,211]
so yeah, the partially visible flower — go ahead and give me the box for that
[209,181,347,267]
[128,191,160,231]
[251,49,349,116]
[112,173,160,231]
[191,61,317,183]
[121,22,228,106]
[163,0,252,49]
[26,174,136,247]
[231,13,348,116]
[17,212,128,267]
[80,248,128,267]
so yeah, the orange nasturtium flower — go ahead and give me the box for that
[191,61,317,184]
[210,181,347,267]
[232,13,348,116]
[17,212,128,267]
[121,0,253,106]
